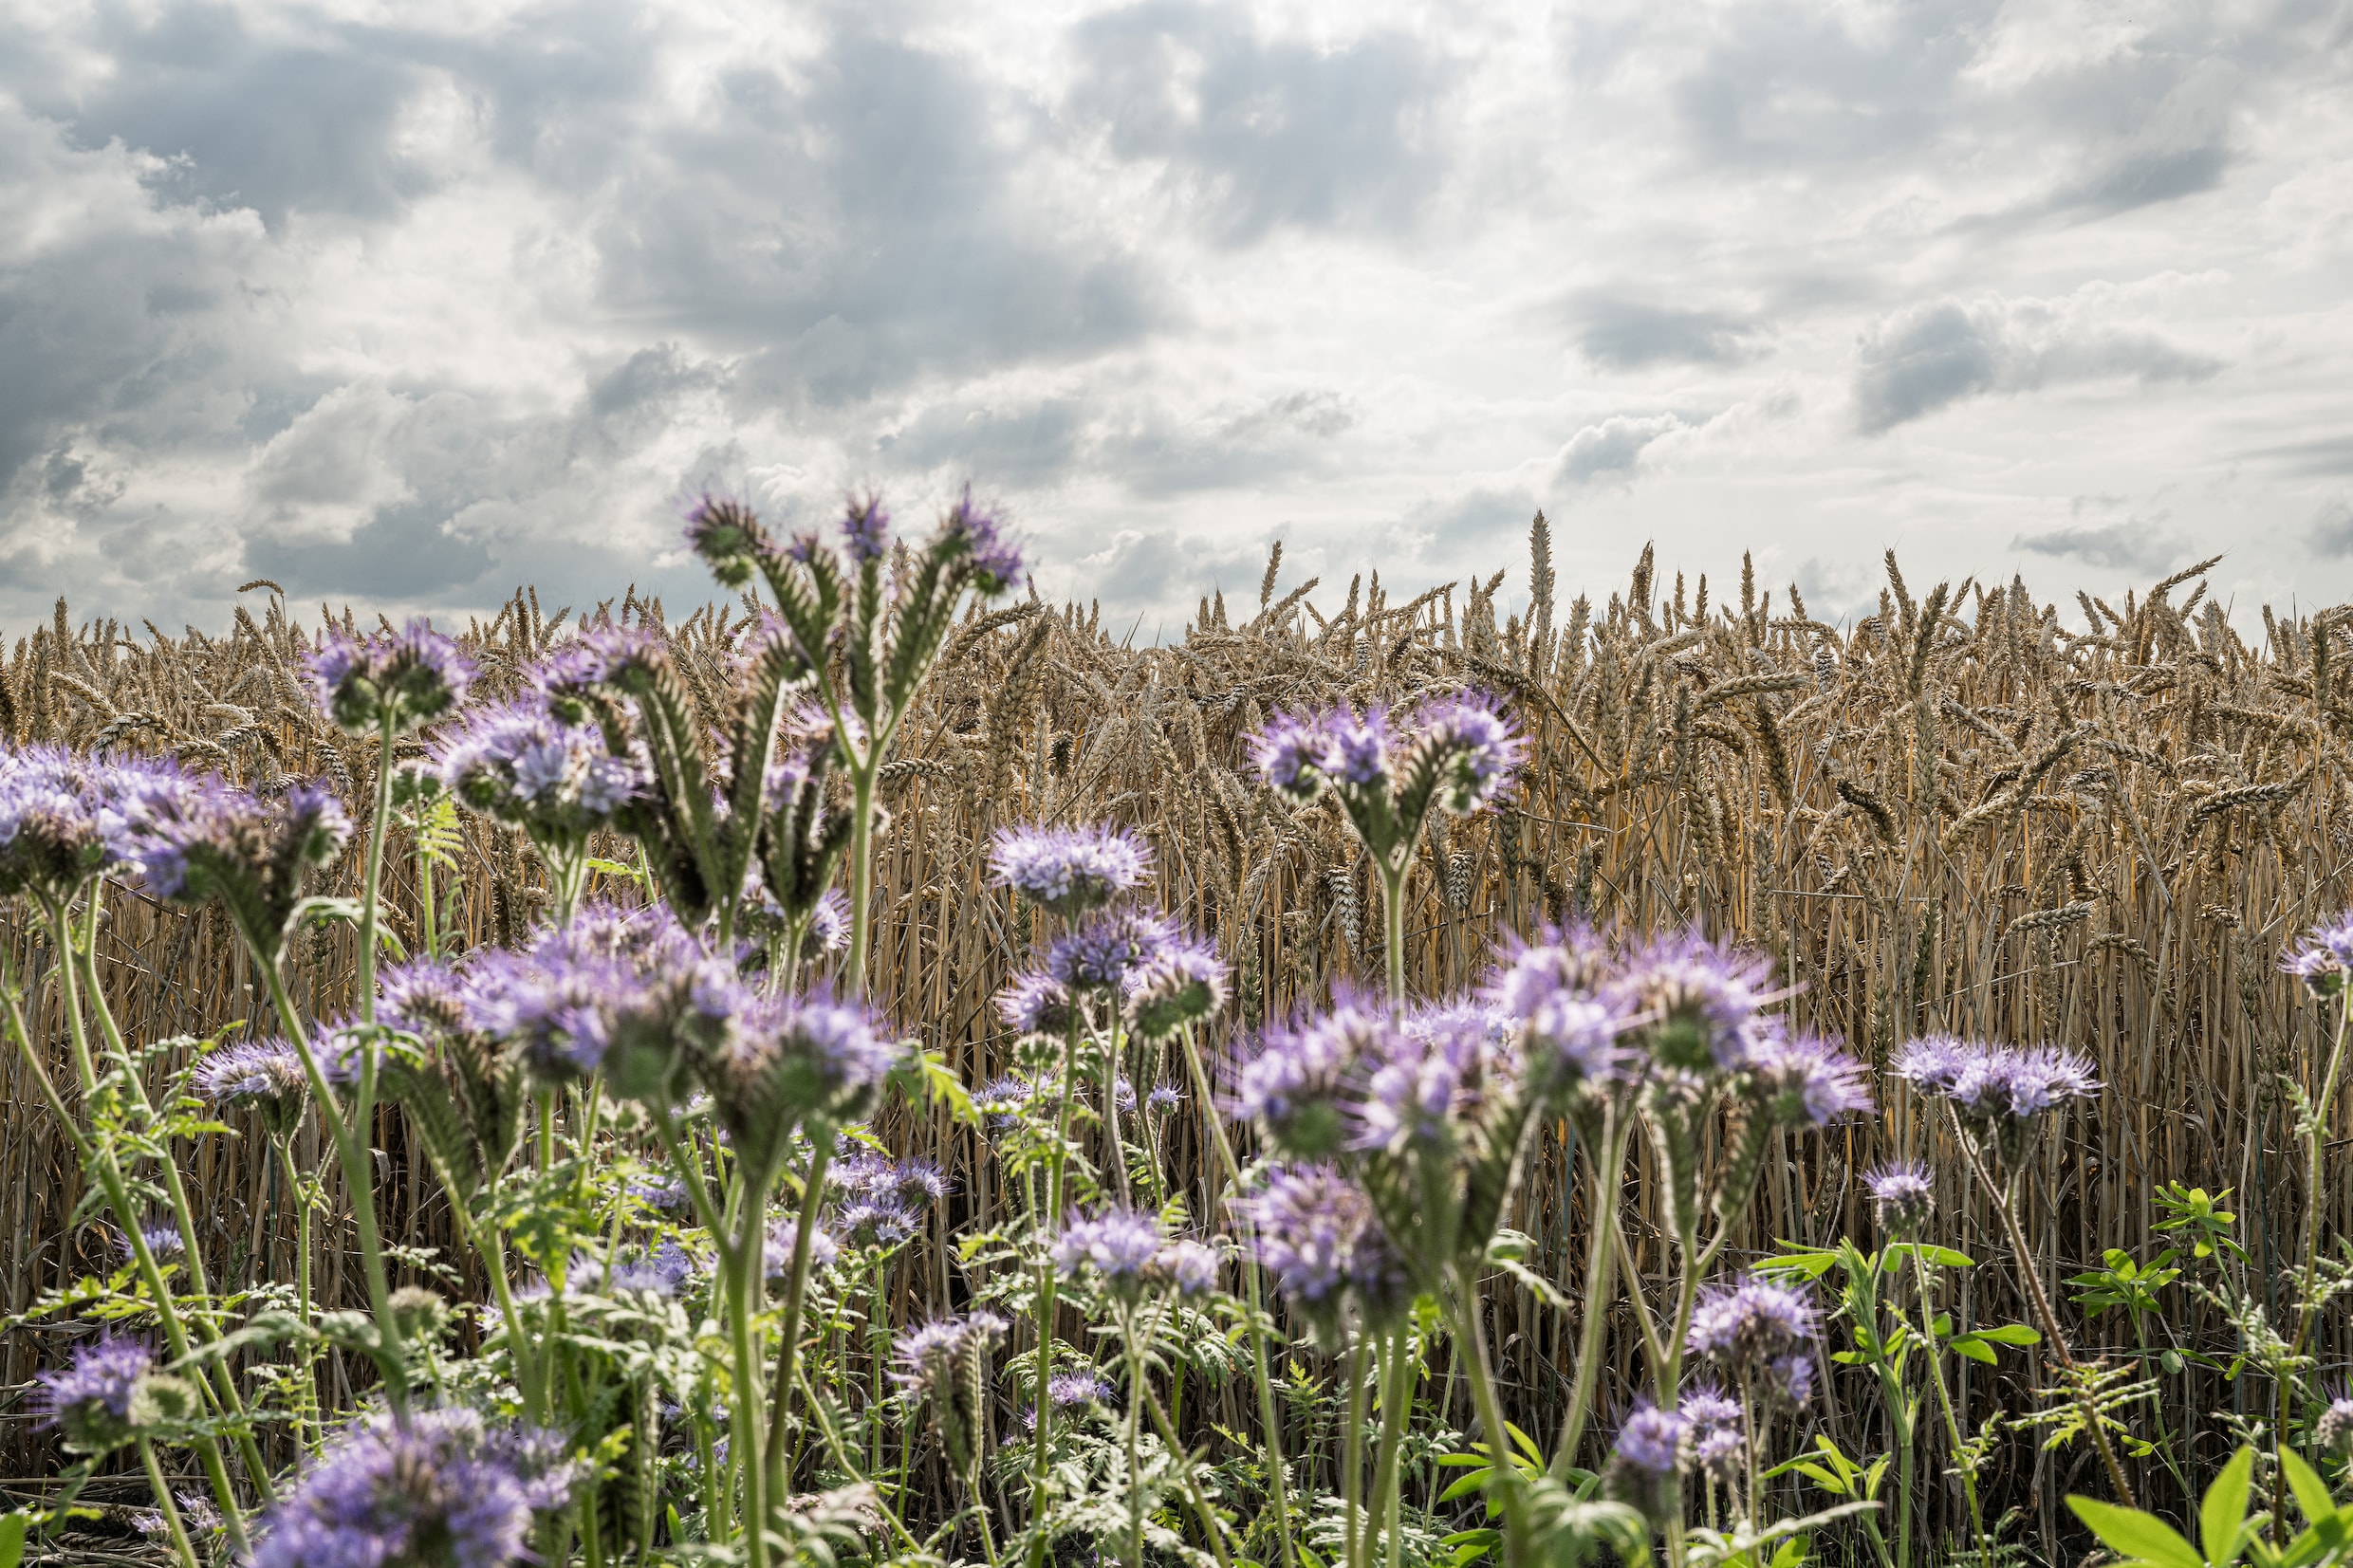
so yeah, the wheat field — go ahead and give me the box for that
[2,526,2344,1543]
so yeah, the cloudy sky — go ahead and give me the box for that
[4,0,2350,635]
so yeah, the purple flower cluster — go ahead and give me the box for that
[891,1310,1010,1401]
[1866,1163,1936,1236]
[1251,706,1394,800]
[1682,1383,1746,1481]
[1613,930,1781,1075]
[2284,912,2353,994]
[1234,997,1391,1159]
[1357,1004,1506,1154]
[571,1240,694,1299]
[0,746,178,900]
[251,1407,577,1568]
[439,695,642,849]
[456,902,721,1093]
[708,988,898,1168]
[1052,1208,1166,1292]
[827,1150,947,1251]
[1893,1036,2099,1161]
[998,971,1076,1038]
[194,1038,310,1135]
[1488,926,1634,1093]
[1246,1165,1406,1332]
[1250,694,1521,831]
[1746,1028,1874,1128]
[1407,692,1525,814]
[991,823,1151,917]
[118,1223,185,1264]
[1047,906,1181,994]
[1020,1370,1117,1431]
[306,618,474,736]
[123,776,352,960]
[1612,1400,1685,1478]
[1123,942,1231,1041]
[842,492,892,563]
[1689,1275,1818,1407]
[765,1215,843,1282]
[940,488,1024,593]
[37,1337,155,1452]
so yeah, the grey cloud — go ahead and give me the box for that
[1568,295,1766,370]
[2010,520,2186,574]
[1068,2,1450,245]
[2244,436,2353,477]
[2308,499,2353,560]
[880,399,1091,489]
[1553,414,1688,484]
[1854,296,2222,433]
[1391,488,1539,563]
[2049,143,2233,217]
[1097,390,1356,497]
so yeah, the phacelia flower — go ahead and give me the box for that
[1053,1209,1166,1296]
[130,779,351,961]
[2317,1395,2353,1455]
[1251,711,1342,800]
[1612,931,1779,1075]
[2285,913,2353,995]
[571,1241,693,1299]
[0,747,169,900]
[439,696,642,851]
[834,1195,920,1250]
[1356,1003,1498,1154]
[306,619,475,736]
[1866,1163,1936,1236]
[1235,996,1393,1159]
[1144,1082,1185,1116]
[1683,1383,1745,1482]
[250,1407,576,1568]
[1047,906,1180,994]
[1893,1036,2100,1164]
[999,970,1077,1038]
[1123,940,1230,1040]
[938,488,1024,593]
[840,492,891,562]
[765,1216,843,1282]
[837,1152,950,1208]
[891,1310,1010,1471]
[683,492,771,586]
[1488,926,1632,1097]
[710,988,897,1173]
[1689,1277,1818,1388]
[119,1223,185,1263]
[1151,1239,1221,1298]
[1604,1399,1687,1524]
[195,1038,311,1136]
[1020,1370,1117,1430]
[991,823,1151,917]
[1406,692,1524,814]
[1746,1028,1873,1127]
[37,1337,166,1453]
[1247,1164,1407,1333]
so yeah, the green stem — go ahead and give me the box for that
[844,766,878,999]
[1448,1274,1529,1568]
[1027,1012,1084,1567]
[138,1437,200,1568]
[726,1235,770,1568]
[1125,1311,1149,1568]
[764,1139,834,1507]
[1908,1249,1987,1562]
[1370,1327,1413,1568]
[1380,865,1407,1006]
[274,1138,319,1452]
[1141,1374,1235,1568]
[2285,996,2351,1477]
[1343,1337,1367,1568]
[1550,1110,1626,1478]
[1176,1023,1298,1568]
[358,721,396,1025]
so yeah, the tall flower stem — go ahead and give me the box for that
[260,960,410,1417]
[1955,1120,2135,1507]
[1446,1270,1529,1568]
[60,899,274,1500]
[1139,1377,1235,1568]
[0,973,250,1553]
[1379,864,1409,1006]
[724,1237,771,1568]
[1369,1326,1414,1568]
[1343,1337,1368,1568]
[1176,1022,1298,1568]
[765,1138,835,1509]
[137,1436,200,1568]
[272,1137,319,1451]
[844,766,878,998]
[358,721,395,1024]
[1549,1109,1627,1478]
[2283,991,2351,1505]
[1908,1249,1989,1563]
[1123,1306,1150,1568]
[1027,1012,1084,1568]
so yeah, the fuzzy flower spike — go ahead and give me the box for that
[1893,1035,2099,1167]
[990,822,1151,918]
[306,618,475,736]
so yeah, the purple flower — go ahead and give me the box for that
[2285,913,2353,994]
[1047,906,1179,994]
[1407,691,1524,813]
[1612,931,1779,1075]
[194,1039,310,1134]
[1357,1004,1500,1153]
[939,487,1023,592]
[991,823,1152,917]
[683,491,771,587]
[1144,1082,1185,1115]
[378,960,470,1039]
[1489,926,1634,1093]
[978,1074,1037,1134]
[1684,1385,1745,1482]
[574,1241,694,1298]
[1123,938,1230,1040]
[118,1223,184,1263]
[1246,1164,1407,1330]
[1251,712,1342,799]
[628,1176,692,1214]
[1053,1208,1166,1292]
[710,988,897,1168]
[250,1407,575,1568]
[1326,708,1393,788]
[842,491,892,563]
[2317,1395,2353,1454]
[306,618,475,736]
[1746,1028,1872,1127]
[1000,970,1077,1037]
[835,1195,919,1249]
[1612,1401,1686,1477]
[1689,1276,1817,1383]
[0,747,151,899]
[128,778,352,961]
[837,1152,950,1208]
[807,887,850,953]
[1894,1036,2100,1160]
[1235,996,1393,1159]
[1152,1239,1221,1297]
[891,1311,1009,1400]
[1866,1163,1935,1235]
[765,1216,843,1281]
[439,696,642,848]
[37,1337,154,1451]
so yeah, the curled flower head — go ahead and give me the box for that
[1866,1163,1936,1237]
[571,1241,693,1299]
[1613,931,1778,1075]
[306,619,474,736]
[1745,1028,1872,1128]
[250,1407,576,1568]
[379,959,470,1040]
[1357,1002,1512,1155]
[837,1151,951,1209]
[1894,1036,2099,1165]
[892,1309,1008,1472]
[1488,926,1631,1098]
[2317,1395,2353,1455]
[1020,1371,1117,1431]
[1144,1082,1185,1116]
[938,488,1024,593]
[766,1216,843,1283]
[194,1038,310,1136]
[683,491,772,587]
[1000,970,1077,1038]
[1150,1238,1221,1298]
[1603,1400,1686,1523]
[978,1074,1036,1135]
[710,988,897,1173]
[1124,937,1230,1041]
[1689,1276,1817,1385]
[1406,691,1524,815]
[0,747,166,901]
[1052,1208,1165,1297]
[834,1194,919,1250]
[1235,995,1395,1159]
[2285,913,2353,995]
[439,695,642,851]
[1683,1383,1745,1482]
[1246,1164,1407,1335]
[119,1223,185,1263]
[1251,711,1341,800]
[842,491,892,562]
[38,1337,188,1455]
[991,823,1151,917]
[1047,907,1179,995]
[130,779,351,962]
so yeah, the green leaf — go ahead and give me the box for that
[1973,1323,2042,1346]
[1506,1422,1543,1464]
[2203,1447,2254,1565]
[2280,1448,2337,1527]
[1949,1336,1998,1364]
[0,1511,26,1568]
[2067,1497,2203,1568]
[1769,1538,1809,1568]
